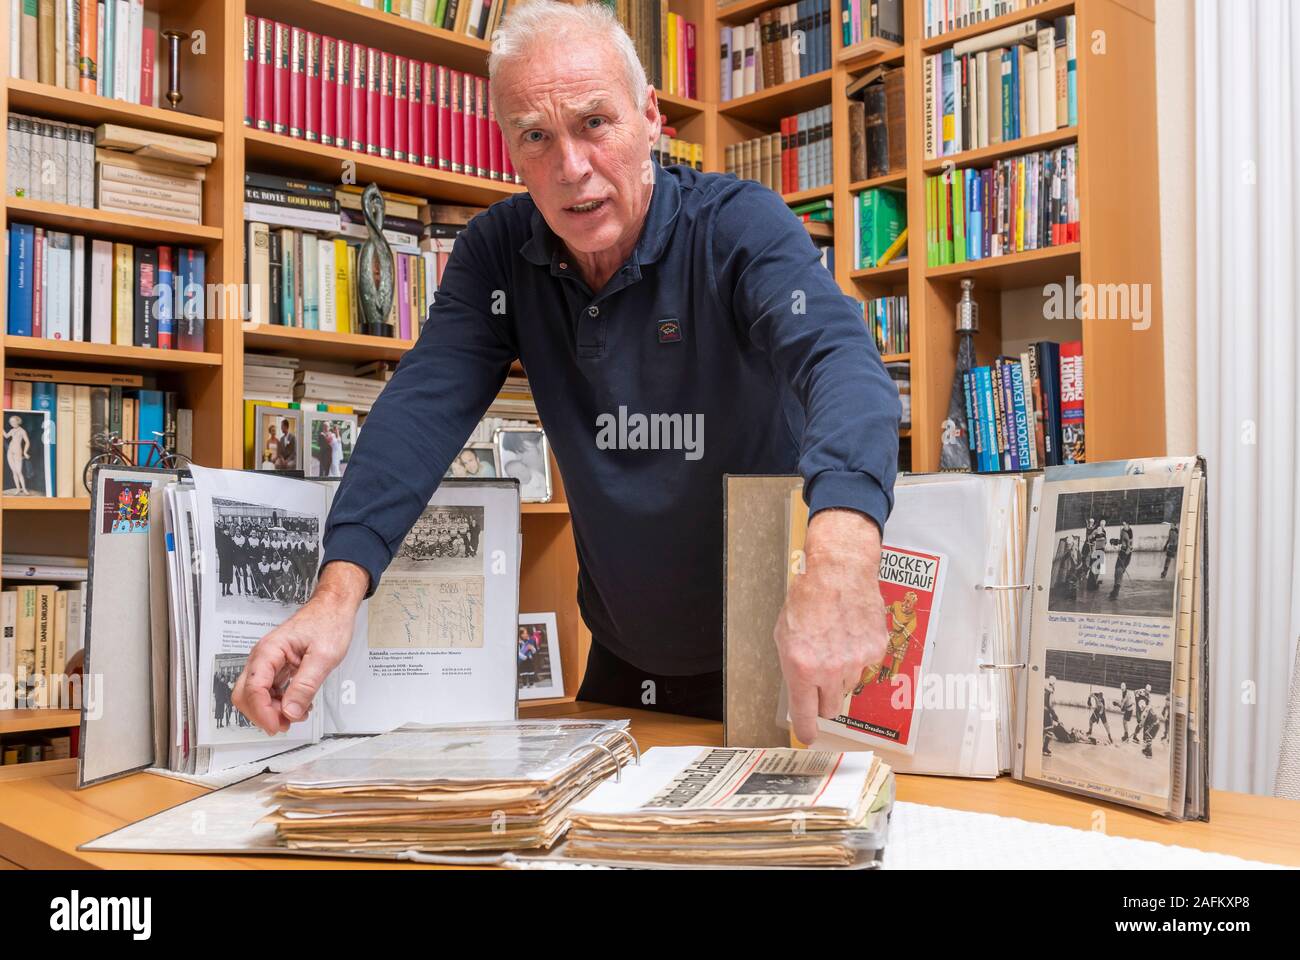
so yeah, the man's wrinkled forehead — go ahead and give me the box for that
[505,94,618,132]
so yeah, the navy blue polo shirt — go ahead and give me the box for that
[322,162,900,676]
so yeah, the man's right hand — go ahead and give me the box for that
[232,560,369,735]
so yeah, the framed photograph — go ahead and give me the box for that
[303,410,358,478]
[517,612,563,700]
[3,408,53,497]
[444,442,499,479]
[254,406,303,472]
[494,426,551,502]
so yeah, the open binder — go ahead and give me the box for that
[725,456,1210,821]
[79,464,521,789]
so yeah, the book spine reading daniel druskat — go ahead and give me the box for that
[243,16,518,185]
[719,1,829,103]
[78,463,522,786]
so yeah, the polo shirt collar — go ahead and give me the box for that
[518,162,682,273]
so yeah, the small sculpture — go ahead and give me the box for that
[356,183,396,338]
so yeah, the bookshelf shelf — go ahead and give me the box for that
[657,90,708,120]
[803,220,833,240]
[0,498,92,512]
[4,198,223,246]
[925,243,1082,289]
[0,709,80,735]
[919,0,1076,53]
[921,126,1080,175]
[852,261,910,283]
[4,78,225,138]
[241,322,415,364]
[718,70,834,124]
[880,352,911,363]
[246,0,495,74]
[4,336,223,369]
[784,183,833,205]
[837,37,904,68]
[849,172,907,192]
[241,129,525,208]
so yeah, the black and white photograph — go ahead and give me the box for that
[495,427,552,502]
[390,505,485,571]
[303,410,358,478]
[517,613,563,700]
[212,497,321,618]
[212,653,255,731]
[444,443,499,479]
[1040,650,1173,796]
[1047,486,1184,618]
[2,408,52,497]
[256,406,303,472]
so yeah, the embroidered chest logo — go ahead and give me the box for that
[657,318,682,343]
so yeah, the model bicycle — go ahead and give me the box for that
[82,430,192,494]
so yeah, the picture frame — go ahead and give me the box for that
[302,410,358,478]
[3,408,54,497]
[254,406,303,472]
[516,612,563,700]
[494,426,551,502]
[444,442,500,479]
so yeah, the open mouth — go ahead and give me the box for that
[565,199,607,214]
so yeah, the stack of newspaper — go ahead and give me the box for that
[261,720,637,854]
[559,746,893,868]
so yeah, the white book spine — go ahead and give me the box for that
[8,0,18,79]
[113,0,129,102]
[71,234,86,340]
[1037,27,1056,134]
[47,232,72,339]
[5,115,18,197]
[1024,49,1039,138]
[128,0,142,103]
[96,0,105,96]
[98,163,203,194]
[90,238,113,342]
[319,238,336,332]
[0,592,15,710]
[67,0,80,91]
[80,127,94,207]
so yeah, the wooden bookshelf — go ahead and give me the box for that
[0,0,1166,712]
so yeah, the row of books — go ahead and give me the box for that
[653,132,702,170]
[848,65,906,182]
[861,294,909,355]
[6,224,208,349]
[854,187,907,269]
[244,175,448,246]
[841,0,903,46]
[338,0,510,40]
[925,143,1078,267]
[7,118,214,224]
[1,583,85,710]
[724,105,832,195]
[720,0,834,102]
[888,361,911,428]
[3,369,192,497]
[923,16,1077,160]
[6,0,160,103]
[242,16,519,184]
[790,197,832,225]
[963,340,1084,473]
[603,0,698,100]
[923,0,1056,39]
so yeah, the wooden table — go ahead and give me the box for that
[2,701,1298,868]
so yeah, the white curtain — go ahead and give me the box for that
[1196,0,1300,796]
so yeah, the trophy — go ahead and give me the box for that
[938,278,978,471]
[162,30,189,110]
[357,183,396,338]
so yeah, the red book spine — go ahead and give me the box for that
[378,53,395,159]
[475,75,488,180]
[289,27,306,139]
[243,15,256,127]
[273,22,290,135]
[686,21,696,99]
[140,27,155,105]
[436,65,451,171]
[486,82,500,180]
[256,18,273,131]
[350,43,367,153]
[502,123,516,183]
[320,37,336,147]
[449,69,463,174]
[305,32,321,143]
[393,55,408,163]
[335,40,350,151]
[32,228,43,339]
[461,73,475,177]
[421,62,436,167]
[366,47,381,156]
[408,59,423,168]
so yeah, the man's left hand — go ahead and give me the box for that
[774,508,887,745]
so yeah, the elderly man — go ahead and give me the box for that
[233,0,900,743]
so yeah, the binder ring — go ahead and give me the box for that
[979,662,1026,671]
[604,728,641,766]
[977,583,1032,591]
[567,741,623,783]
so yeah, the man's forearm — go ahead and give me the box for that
[312,560,370,613]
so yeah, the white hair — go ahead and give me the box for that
[488,0,649,116]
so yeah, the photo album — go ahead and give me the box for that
[726,456,1209,821]
[79,464,521,788]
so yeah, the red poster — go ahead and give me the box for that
[818,545,947,751]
